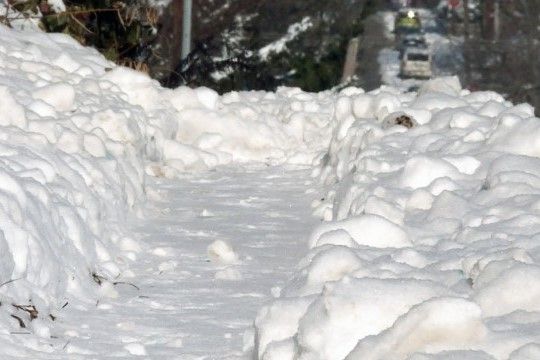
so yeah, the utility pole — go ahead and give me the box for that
[463,0,470,40]
[463,0,471,85]
[341,37,359,84]
[493,0,500,41]
[181,0,192,62]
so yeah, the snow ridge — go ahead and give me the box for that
[0,25,151,348]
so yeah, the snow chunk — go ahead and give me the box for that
[346,297,486,359]
[255,297,315,358]
[29,318,51,339]
[207,240,239,265]
[443,155,481,175]
[305,246,363,291]
[195,87,219,110]
[215,267,243,280]
[296,278,449,360]
[309,214,411,249]
[0,86,27,128]
[400,156,461,190]
[101,67,161,111]
[124,343,147,356]
[199,209,214,218]
[53,53,80,73]
[28,100,57,118]
[474,263,540,317]
[313,229,356,248]
[32,83,75,112]
[489,117,540,157]
[262,338,296,360]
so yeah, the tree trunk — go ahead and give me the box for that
[148,0,183,81]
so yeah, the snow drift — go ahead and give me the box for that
[254,77,540,359]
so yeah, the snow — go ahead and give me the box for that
[345,297,487,360]
[0,22,331,356]
[2,11,540,360]
[46,0,66,12]
[208,240,240,265]
[0,165,319,358]
[259,17,313,60]
[308,214,411,249]
[400,155,462,189]
[0,26,152,350]
[32,83,76,112]
[255,76,540,359]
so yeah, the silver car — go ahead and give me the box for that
[400,47,432,79]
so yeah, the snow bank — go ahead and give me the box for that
[254,76,540,359]
[159,85,334,172]
[0,25,148,346]
[103,67,335,175]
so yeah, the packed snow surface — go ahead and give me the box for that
[2,17,540,360]
[1,166,318,359]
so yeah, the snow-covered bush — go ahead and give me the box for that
[254,76,540,359]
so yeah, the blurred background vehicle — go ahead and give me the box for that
[398,33,428,59]
[394,8,423,41]
[400,47,432,78]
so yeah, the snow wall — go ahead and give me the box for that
[253,77,540,360]
[0,24,335,346]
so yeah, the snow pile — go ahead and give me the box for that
[254,77,540,359]
[100,67,335,176]
[152,85,335,174]
[0,25,149,344]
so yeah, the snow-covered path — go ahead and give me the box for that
[18,166,317,359]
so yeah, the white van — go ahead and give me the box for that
[400,47,432,79]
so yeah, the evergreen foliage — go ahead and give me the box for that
[2,0,158,69]
[162,0,376,93]
[2,0,378,93]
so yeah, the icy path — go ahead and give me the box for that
[23,166,317,359]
